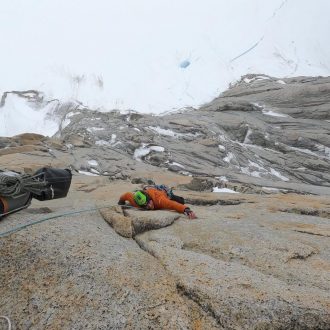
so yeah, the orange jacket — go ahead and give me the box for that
[119,188,187,213]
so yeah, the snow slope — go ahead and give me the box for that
[0,93,59,137]
[0,0,330,136]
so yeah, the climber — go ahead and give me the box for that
[118,188,197,219]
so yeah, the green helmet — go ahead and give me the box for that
[133,191,148,206]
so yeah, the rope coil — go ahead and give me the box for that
[0,172,48,197]
[0,316,11,330]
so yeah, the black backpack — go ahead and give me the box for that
[143,184,185,205]
[33,168,72,201]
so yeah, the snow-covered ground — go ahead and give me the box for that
[0,93,59,136]
[1,0,330,136]
[213,187,238,194]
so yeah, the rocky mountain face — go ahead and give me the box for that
[1,75,329,194]
[0,75,329,329]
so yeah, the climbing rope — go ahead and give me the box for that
[0,204,135,238]
[0,172,47,197]
[0,316,11,330]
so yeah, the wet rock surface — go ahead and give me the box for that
[1,75,330,329]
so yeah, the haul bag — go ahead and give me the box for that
[33,168,72,201]
[0,192,32,217]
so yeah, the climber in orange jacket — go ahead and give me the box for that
[118,187,197,219]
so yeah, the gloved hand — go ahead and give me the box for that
[118,200,125,205]
[184,207,197,219]
[145,200,155,210]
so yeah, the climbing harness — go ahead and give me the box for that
[143,184,185,205]
[143,184,174,198]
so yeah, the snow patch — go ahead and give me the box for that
[61,118,71,129]
[110,134,116,144]
[224,152,235,163]
[270,168,289,181]
[216,176,228,182]
[213,187,238,194]
[243,77,253,83]
[87,127,104,133]
[248,160,266,171]
[95,140,111,146]
[88,160,98,166]
[243,128,253,144]
[262,187,280,192]
[133,144,165,161]
[262,109,288,118]
[78,170,99,176]
[255,75,271,81]
[243,75,271,84]
[219,134,228,142]
[179,171,192,176]
[148,126,199,139]
[170,162,185,168]
[315,144,330,159]
[66,111,79,118]
[240,167,261,178]
[95,134,117,147]
[149,126,177,137]
[0,94,58,137]
[150,146,165,152]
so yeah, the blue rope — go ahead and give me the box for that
[0,204,133,238]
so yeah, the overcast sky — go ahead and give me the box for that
[1,0,329,113]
